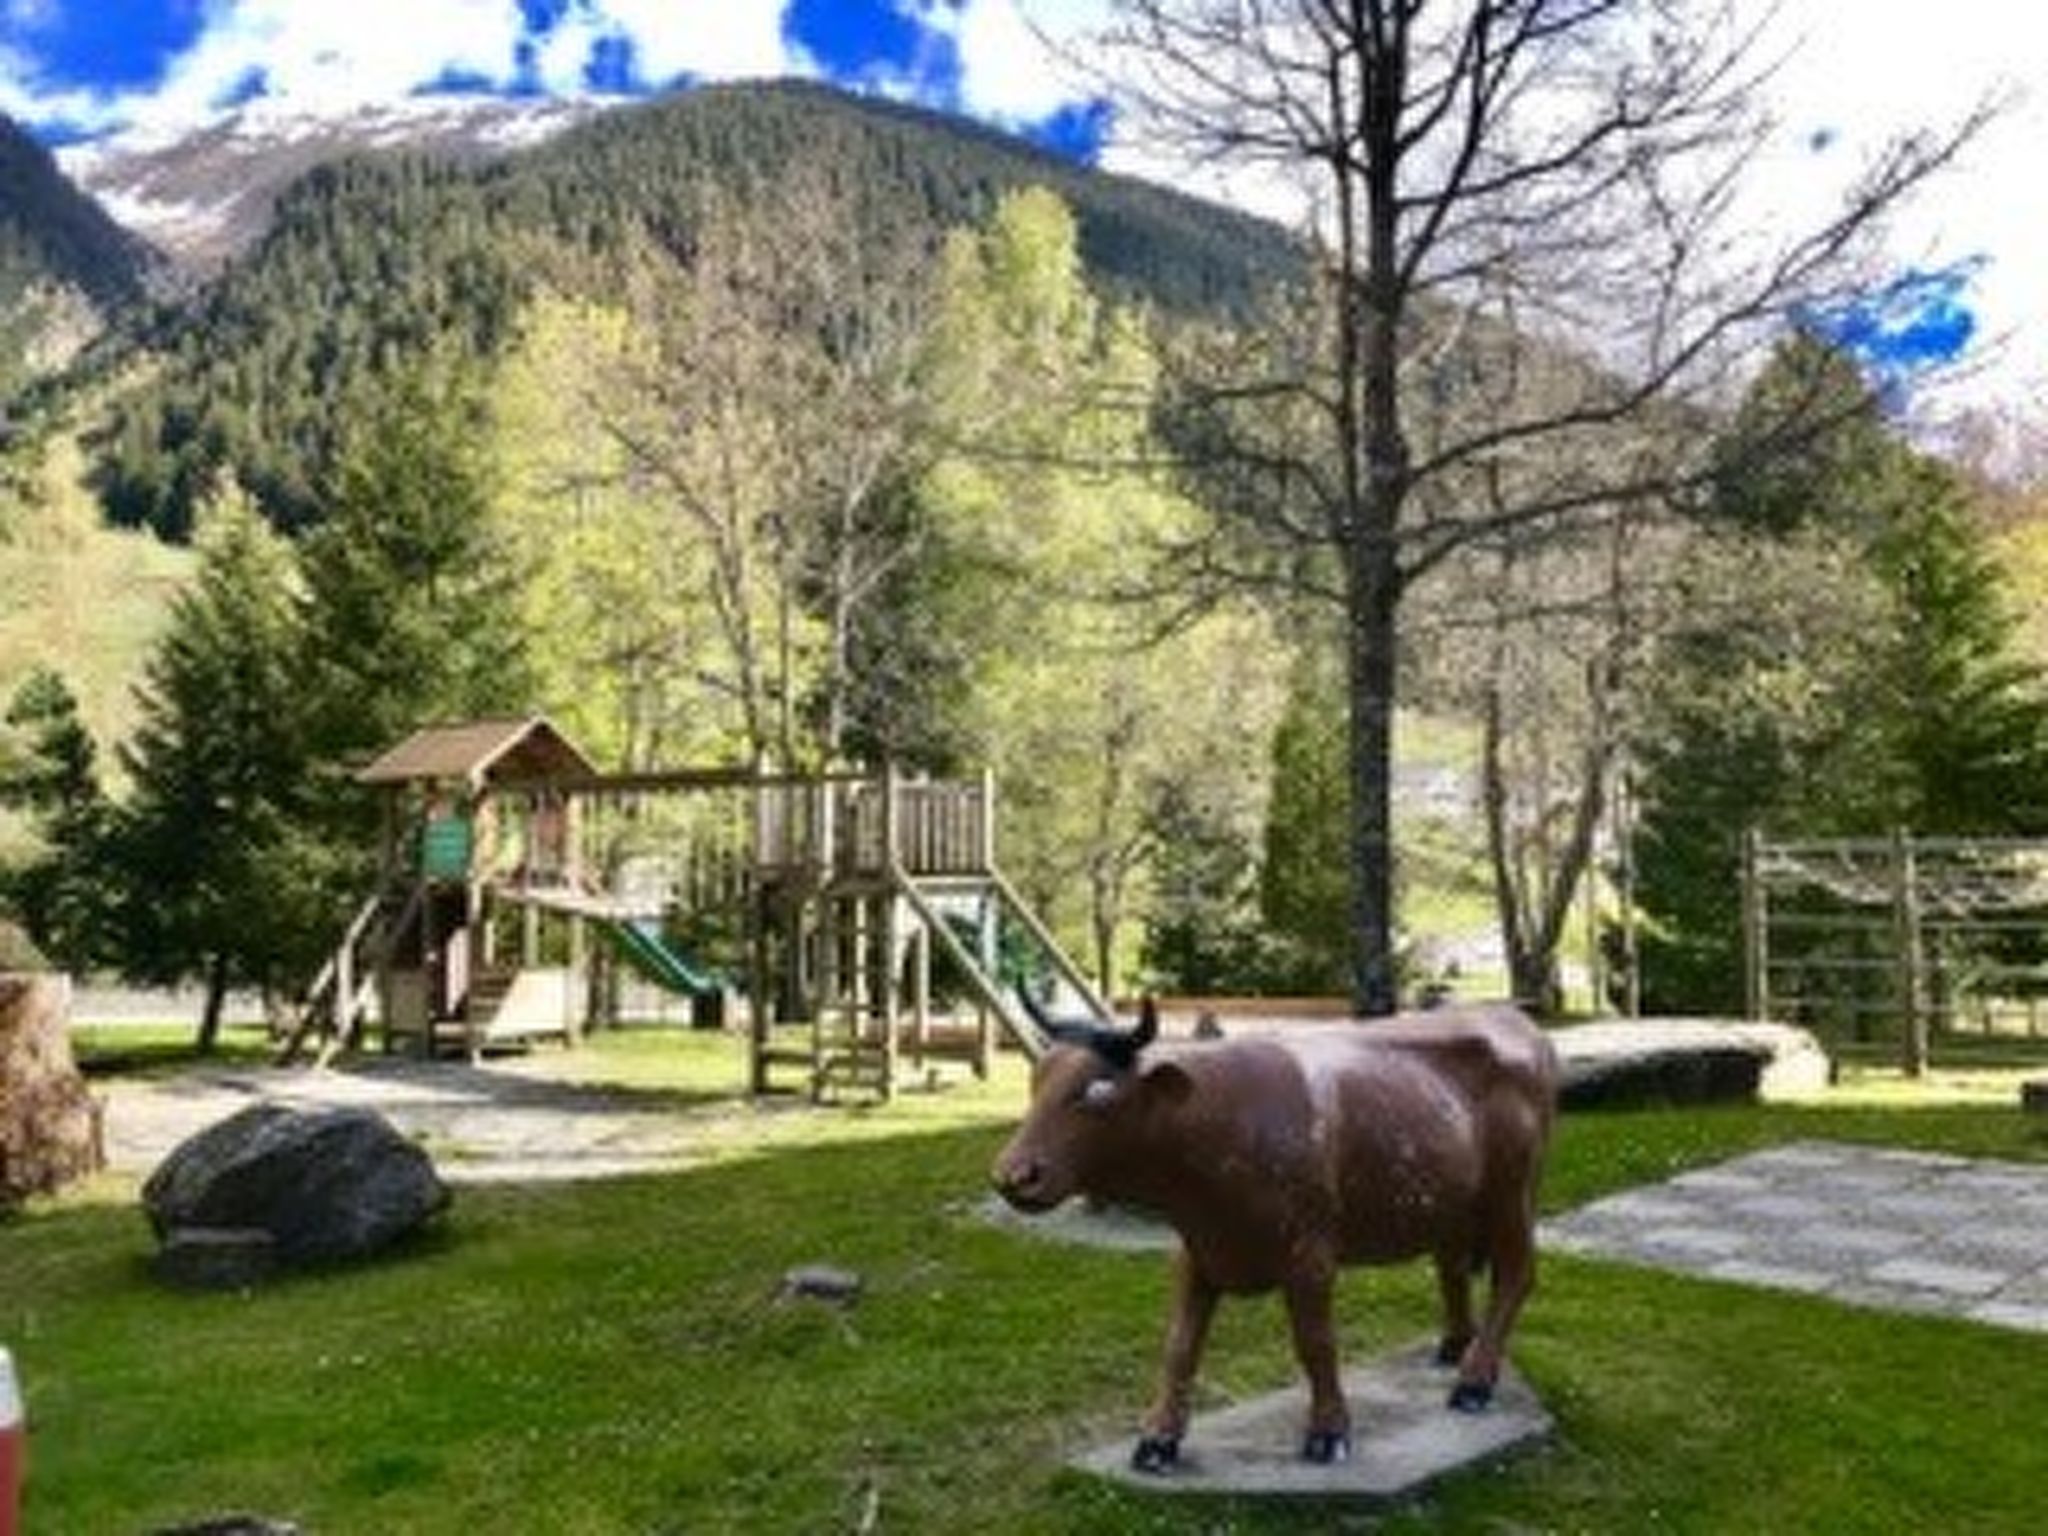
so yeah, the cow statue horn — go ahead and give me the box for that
[1131,994,1159,1050]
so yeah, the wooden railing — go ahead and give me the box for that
[277,881,425,1064]
[751,771,993,880]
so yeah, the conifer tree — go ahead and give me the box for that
[0,668,113,971]
[298,364,533,769]
[112,481,330,1048]
[1633,341,2048,1010]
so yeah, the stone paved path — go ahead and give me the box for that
[1542,1140,2048,1334]
[97,1056,727,1184]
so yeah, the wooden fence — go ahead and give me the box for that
[1742,829,2048,1073]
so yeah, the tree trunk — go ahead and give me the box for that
[196,950,229,1055]
[1484,640,1618,1021]
[1481,653,1532,1008]
[1346,20,1411,1020]
[1348,547,1402,1016]
[1092,902,1116,1006]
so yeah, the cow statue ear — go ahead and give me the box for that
[1137,1057,1193,1105]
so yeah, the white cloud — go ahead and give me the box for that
[939,0,1100,121]
[130,0,529,128]
[588,0,790,83]
[527,6,610,94]
[0,41,121,132]
[1080,0,2048,411]
[1732,0,2047,408]
[6,1,814,136]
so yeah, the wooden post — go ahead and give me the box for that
[1892,827,1928,1077]
[1581,835,1602,1015]
[802,884,827,1097]
[879,765,900,1101]
[567,911,586,1046]
[1741,827,1767,1021]
[336,922,355,1049]
[912,921,932,1072]
[1616,765,1641,1018]
[978,768,996,873]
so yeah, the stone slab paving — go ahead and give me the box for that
[1542,1139,2048,1334]
[96,1056,716,1184]
[1068,1343,1550,1503]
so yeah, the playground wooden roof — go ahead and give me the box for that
[355,716,598,789]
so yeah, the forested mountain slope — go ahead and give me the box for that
[88,79,1300,539]
[0,115,158,407]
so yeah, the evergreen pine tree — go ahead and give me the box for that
[298,364,534,769]
[0,668,114,971]
[113,481,335,1048]
[1258,648,1353,993]
[1633,339,2048,1011]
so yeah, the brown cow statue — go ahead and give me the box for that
[991,997,1557,1472]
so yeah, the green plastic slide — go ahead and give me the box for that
[602,917,721,997]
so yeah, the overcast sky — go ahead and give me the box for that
[2,1,2042,418]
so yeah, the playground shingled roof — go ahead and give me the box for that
[354,715,598,790]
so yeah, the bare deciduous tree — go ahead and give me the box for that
[599,160,938,769]
[1095,0,1993,1011]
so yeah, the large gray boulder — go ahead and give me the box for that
[1549,1019,1831,1110]
[1,973,104,1206]
[142,1103,448,1273]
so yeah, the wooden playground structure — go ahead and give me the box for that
[281,717,1108,1099]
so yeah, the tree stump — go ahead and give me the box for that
[0,974,104,1206]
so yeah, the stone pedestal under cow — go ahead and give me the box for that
[992,999,1557,1472]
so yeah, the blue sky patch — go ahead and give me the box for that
[1,0,206,94]
[582,32,641,95]
[1801,259,1986,407]
[415,66,503,101]
[785,0,961,105]
[215,67,269,112]
[1021,97,1114,166]
[517,0,574,32]
[1809,260,1984,371]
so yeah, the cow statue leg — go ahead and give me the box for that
[1431,1240,1478,1368]
[1281,1263,1350,1463]
[1133,1248,1219,1473]
[1450,1158,1542,1412]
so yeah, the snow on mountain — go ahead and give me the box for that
[55,94,598,274]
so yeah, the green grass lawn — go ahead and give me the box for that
[5,1051,2048,1532]
[69,1022,276,1079]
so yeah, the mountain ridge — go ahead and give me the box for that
[83,79,1302,538]
[57,93,598,276]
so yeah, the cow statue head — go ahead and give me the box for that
[991,995,1188,1212]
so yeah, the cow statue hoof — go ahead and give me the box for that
[1447,1378,1494,1413]
[1301,1429,1352,1464]
[1130,1434,1181,1474]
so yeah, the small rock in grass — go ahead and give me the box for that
[780,1264,863,1305]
